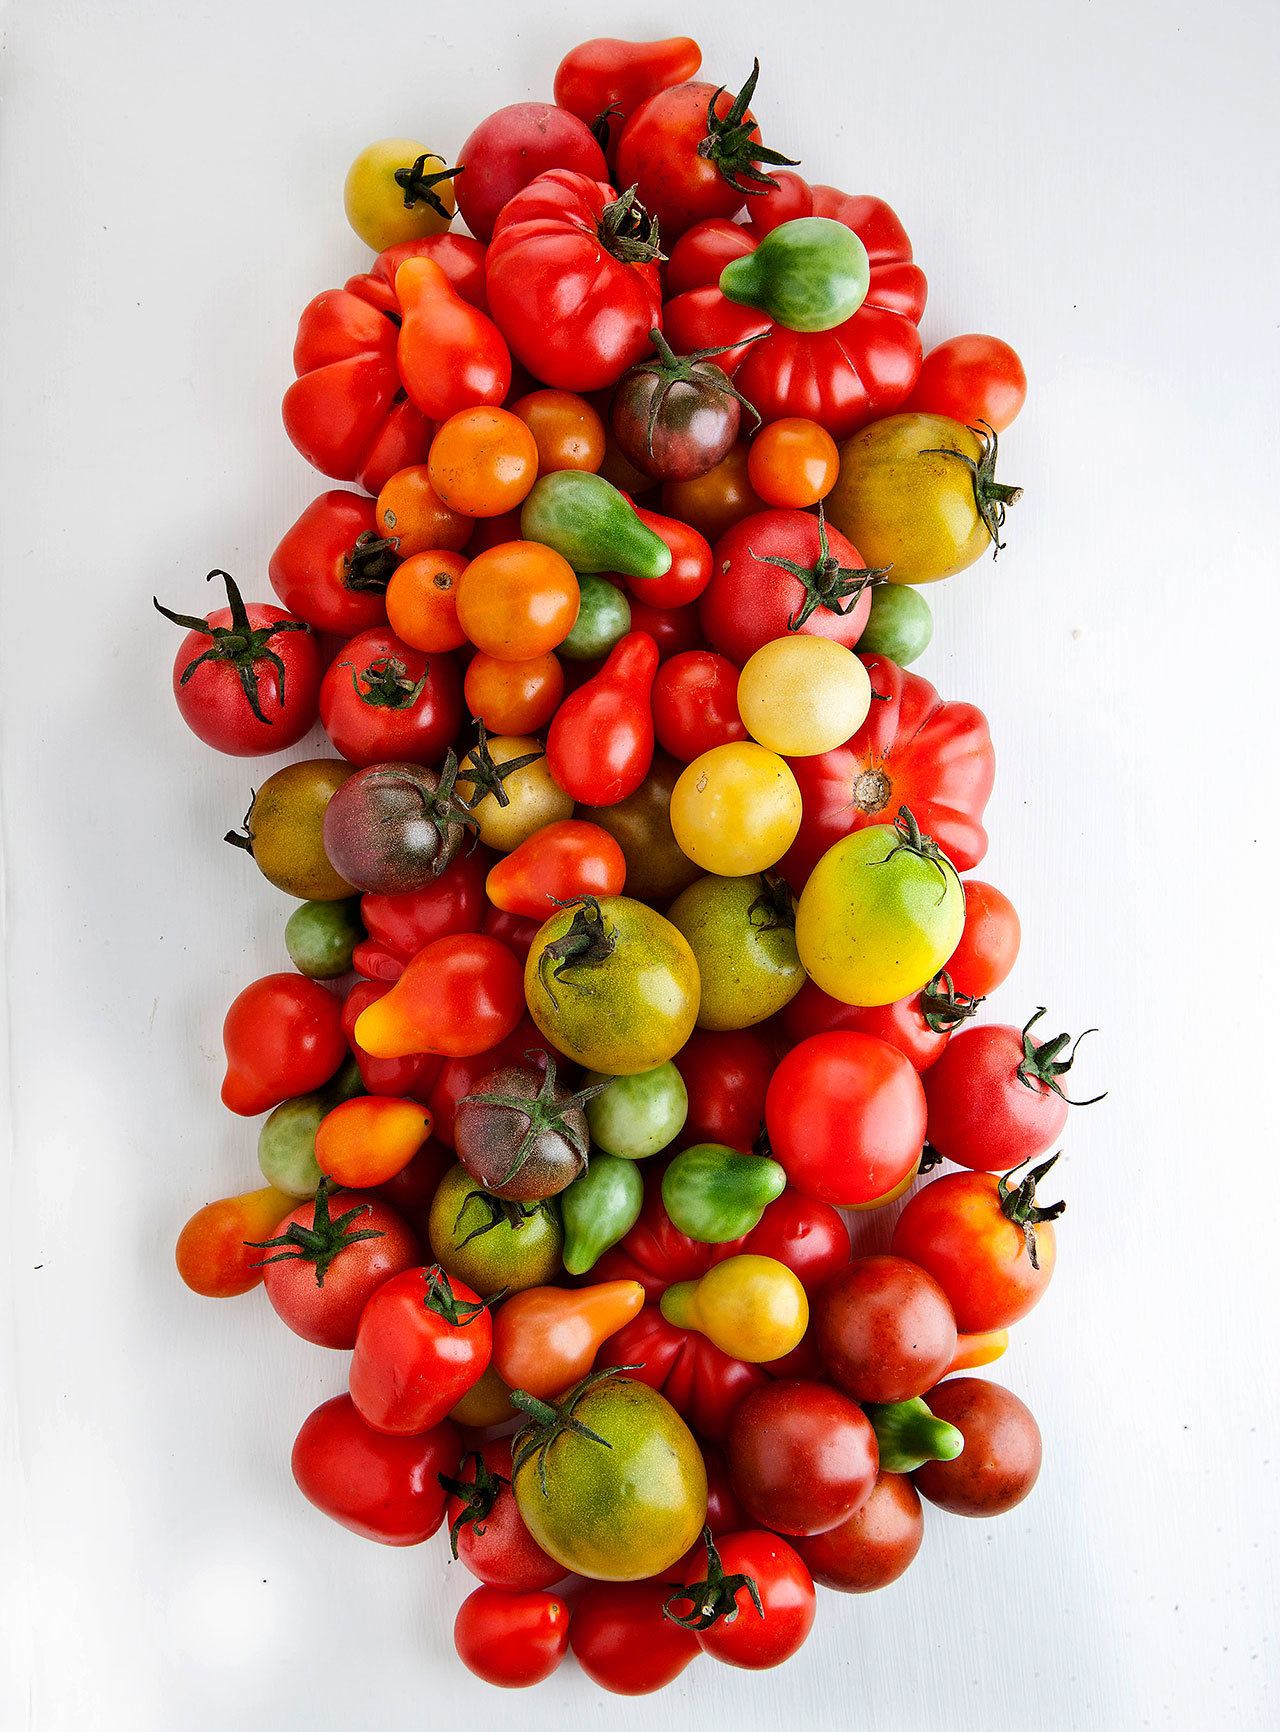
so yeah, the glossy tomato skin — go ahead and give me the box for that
[291,1395,459,1545]
[545,632,658,805]
[426,1017,554,1149]
[175,1187,295,1298]
[166,600,321,757]
[891,1170,1057,1331]
[674,1027,775,1151]
[570,1577,701,1694]
[353,852,489,982]
[582,752,702,904]
[653,650,748,761]
[319,626,462,766]
[904,333,1027,432]
[781,977,951,1071]
[628,507,713,608]
[221,975,347,1117]
[269,490,395,635]
[701,510,874,666]
[600,1303,767,1441]
[554,36,703,162]
[744,1190,851,1292]
[454,1585,570,1688]
[348,1266,493,1434]
[260,1190,421,1349]
[342,980,441,1099]
[352,933,525,1061]
[676,1531,816,1670]
[946,880,1022,998]
[913,1378,1042,1516]
[766,1033,926,1206]
[794,1472,923,1592]
[924,1022,1068,1173]
[457,105,607,242]
[625,595,703,661]
[444,1439,565,1591]
[815,1255,958,1403]
[728,1379,878,1536]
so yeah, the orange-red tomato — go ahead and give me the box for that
[428,406,540,516]
[747,418,839,507]
[314,1096,434,1188]
[456,541,580,659]
[175,1186,296,1298]
[464,649,565,734]
[486,818,627,919]
[661,444,763,542]
[384,549,469,651]
[510,389,607,474]
[376,464,471,556]
[945,880,1021,998]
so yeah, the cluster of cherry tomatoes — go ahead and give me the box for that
[165,32,1100,1694]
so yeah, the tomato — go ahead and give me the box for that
[487,171,663,391]
[781,975,978,1072]
[669,1530,815,1670]
[946,880,1021,998]
[626,506,712,608]
[353,933,524,1060]
[859,582,934,665]
[375,464,471,557]
[314,1097,433,1189]
[913,1378,1042,1516]
[510,1369,707,1580]
[343,139,457,251]
[891,1157,1065,1330]
[744,1190,851,1292]
[465,650,564,735]
[610,331,749,482]
[352,852,488,982]
[905,334,1027,432]
[426,1017,553,1149]
[794,1472,923,1592]
[570,1577,701,1694]
[738,636,872,757]
[815,1254,957,1403]
[175,1186,295,1298]
[441,1438,564,1590]
[494,1280,645,1398]
[155,569,320,756]
[584,1062,687,1159]
[524,895,700,1074]
[454,1052,596,1203]
[456,103,607,242]
[229,760,355,902]
[486,820,626,921]
[426,406,539,518]
[394,257,512,423]
[457,733,573,852]
[554,35,703,161]
[795,811,966,1007]
[661,1254,808,1363]
[380,550,466,653]
[582,752,702,903]
[674,1028,775,1151]
[651,650,745,762]
[253,1183,420,1349]
[747,417,839,507]
[428,1162,563,1297]
[286,897,362,981]
[615,61,796,240]
[667,873,803,1030]
[825,413,1023,584]
[510,388,606,474]
[624,595,702,661]
[546,632,657,805]
[268,490,397,635]
[592,1162,742,1296]
[349,1264,492,1434]
[319,627,462,766]
[924,1008,1102,1173]
[766,1032,926,1206]
[323,760,475,896]
[728,1379,878,1536]
[782,654,995,884]
[670,742,802,876]
[291,1395,459,1545]
[700,508,877,667]
[660,443,764,543]
[454,1586,569,1688]
[221,974,346,1117]
[599,1303,765,1441]
[456,541,579,660]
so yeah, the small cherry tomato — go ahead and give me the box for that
[353,933,525,1060]
[913,1378,1042,1516]
[464,650,564,734]
[904,334,1027,432]
[349,1264,493,1434]
[510,388,606,473]
[661,443,763,541]
[652,650,748,761]
[428,406,540,516]
[794,1472,923,1592]
[314,1096,434,1189]
[221,974,347,1117]
[291,1394,459,1545]
[344,139,457,251]
[670,742,802,875]
[815,1254,958,1404]
[375,464,471,556]
[946,879,1022,998]
[570,1578,701,1695]
[669,1529,816,1671]
[175,1186,295,1298]
[384,549,469,651]
[457,733,573,852]
[319,626,462,766]
[627,506,713,608]
[441,1438,564,1590]
[456,541,580,659]
[737,635,872,757]
[486,819,626,920]
[728,1378,878,1536]
[747,417,839,506]
[453,1585,570,1688]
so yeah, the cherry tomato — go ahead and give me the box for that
[743,1189,851,1292]
[674,1028,775,1151]
[946,880,1022,998]
[582,751,702,904]
[456,541,580,659]
[913,1378,1042,1516]
[453,1585,570,1688]
[747,417,839,507]
[221,974,347,1117]
[781,976,974,1072]
[464,650,564,734]
[510,388,606,473]
[427,1017,555,1149]
[486,819,626,920]
[546,631,657,805]
[670,742,802,876]
[353,933,525,1060]
[794,1472,923,1592]
[319,626,462,765]
[428,406,540,517]
[737,635,872,757]
[670,1529,816,1670]
[729,1379,878,1536]
[353,853,489,983]
[455,101,607,242]
[554,35,703,162]
[661,443,764,541]
[291,1394,459,1545]
[904,334,1027,432]
[254,1184,420,1349]
[457,734,573,852]
[375,464,471,556]
[349,1264,493,1434]
[384,550,468,651]
[652,650,748,761]
[625,594,703,660]
[314,1097,434,1188]
[570,1579,701,1695]
[175,1186,295,1298]
[343,140,457,251]
[626,507,713,608]
[441,1438,564,1590]
[268,490,397,636]
[815,1254,958,1403]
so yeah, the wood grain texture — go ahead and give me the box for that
[1,0,1276,1726]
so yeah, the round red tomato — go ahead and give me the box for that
[653,650,748,762]
[625,595,704,661]
[441,1439,564,1591]
[728,1379,878,1536]
[781,977,966,1071]
[456,104,607,241]
[814,1254,957,1403]
[904,333,1027,432]
[912,1378,1042,1517]
[946,880,1022,998]
[742,1190,850,1293]
[628,508,713,608]
[766,1032,926,1206]
[453,1585,570,1688]
[794,1472,923,1592]
[269,490,397,635]
[319,626,462,767]
[570,1579,700,1695]
[291,1394,459,1545]
[669,1530,816,1670]
[674,1028,775,1152]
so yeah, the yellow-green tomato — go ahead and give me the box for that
[666,873,804,1030]
[795,812,965,1006]
[736,635,872,757]
[670,742,802,876]
[584,1062,688,1158]
[343,139,457,252]
[660,1254,809,1362]
[428,1162,563,1296]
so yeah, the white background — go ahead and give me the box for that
[2,0,1277,1726]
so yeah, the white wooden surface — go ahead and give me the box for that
[1,1,1277,1725]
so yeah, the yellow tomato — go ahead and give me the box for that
[343,139,457,251]
[659,1255,808,1363]
[670,742,801,876]
[455,734,572,851]
[736,635,872,756]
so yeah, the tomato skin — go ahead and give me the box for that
[376,464,471,558]
[781,977,951,1071]
[766,1033,926,1206]
[674,1028,775,1152]
[628,507,713,608]
[904,333,1027,432]
[554,36,703,162]
[319,626,462,766]
[457,104,607,242]
[891,1170,1057,1330]
[625,595,703,661]
[465,650,564,734]
[428,406,539,517]
[815,1254,958,1403]
[675,1531,816,1670]
[426,1017,554,1149]
[165,596,321,758]
[570,1578,701,1694]
[221,975,347,1117]
[259,1190,421,1348]
[384,550,469,652]
[354,934,525,1060]
[661,443,765,542]
[794,1472,923,1592]
[349,1265,493,1435]
[454,1586,570,1688]
[269,490,395,635]
[353,852,489,983]
[394,257,512,423]
[653,650,748,761]
[546,632,658,805]
[456,540,580,660]
[913,1378,1042,1516]
[600,1303,768,1442]
[291,1395,459,1545]
[670,741,802,877]
[743,1190,851,1293]
[510,388,607,474]
[729,1379,879,1536]
[486,819,627,920]
[924,1021,1070,1173]
[947,880,1021,998]
[701,510,874,666]
[444,1439,565,1591]
[582,751,702,904]
[175,1186,295,1298]
[747,417,839,508]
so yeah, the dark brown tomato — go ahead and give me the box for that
[582,751,702,904]
[794,1472,923,1592]
[913,1377,1042,1516]
[816,1254,958,1404]
[728,1378,878,1537]
[322,758,473,895]
[454,1056,592,1203]
[610,340,745,482]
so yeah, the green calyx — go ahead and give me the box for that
[720,217,871,333]
[368,752,478,866]
[154,568,310,727]
[511,1365,640,1497]
[560,1153,646,1275]
[245,1177,383,1286]
[865,1397,965,1474]
[393,152,464,218]
[455,721,545,812]
[753,501,889,631]
[920,420,1023,555]
[664,1527,764,1631]
[453,1187,554,1250]
[419,1263,492,1328]
[662,1144,786,1244]
[696,59,799,198]
[873,804,956,902]
[342,530,400,592]
[345,654,427,711]
[536,896,617,1009]
[1017,1007,1105,1105]
[919,970,984,1034]
[437,1451,507,1558]
[597,184,664,264]
[461,1051,609,1188]
[997,1151,1067,1271]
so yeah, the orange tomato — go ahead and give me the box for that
[661,444,763,542]
[747,418,840,508]
[175,1186,296,1298]
[384,549,469,651]
[376,464,471,556]
[314,1096,434,1188]
[510,389,607,474]
[428,406,539,517]
[456,541,580,660]
[491,1281,645,1400]
[465,649,565,734]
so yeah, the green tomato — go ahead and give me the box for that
[720,217,870,333]
[661,1143,787,1243]
[520,471,672,579]
[666,872,804,1030]
[284,897,364,979]
[858,583,934,666]
[256,1057,364,1198]
[427,1161,562,1297]
[560,1154,645,1275]
[559,576,631,661]
[584,1061,688,1159]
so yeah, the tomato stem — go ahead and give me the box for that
[752,501,889,630]
[695,59,799,197]
[510,1365,642,1496]
[455,720,545,812]
[1016,1008,1105,1105]
[597,185,665,264]
[663,1527,764,1629]
[919,421,1023,557]
[438,1451,508,1558]
[342,530,400,592]
[244,1178,384,1286]
[535,896,617,1009]
[153,569,311,727]
[997,1151,1067,1270]
[393,152,464,218]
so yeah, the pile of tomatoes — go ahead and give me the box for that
[166,33,1100,1694]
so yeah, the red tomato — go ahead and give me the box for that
[441,1439,564,1590]
[156,570,320,757]
[700,509,876,666]
[372,1136,453,1223]
[487,171,662,391]
[815,1255,958,1403]
[319,626,462,766]
[913,1378,1042,1517]
[593,1162,745,1297]
[394,257,512,423]
[352,933,525,1060]
[924,1009,1102,1173]
[485,819,627,920]
[625,595,704,661]
[765,1032,926,1206]
[627,507,713,608]
[220,974,346,1117]
[570,1578,701,1694]
[703,1446,748,1534]
[782,653,996,885]
[794,1472,923,1592]
[674,1028,775,1151]
[254,1184,421,1349]
[781,977,957,1070]
[554,36,703,162]
[728,1379,878,1536]
[600,1303,767,1442]
[349,1265,493,1435]
[480,905,542,962]
[457,104,607,242]
[742,1190,851,1292]
[905,334,1027,432]
[453,1585,570,1688]
[291,1395,459,1545]
[353,852,489,982]
[546,631,657,804]
[175,1186,295,1298]
[670,1530,815,1670]
[947,880,1022,998]
[342,981,442,1100]
[652,650,749,761]
[269,490,396,635]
